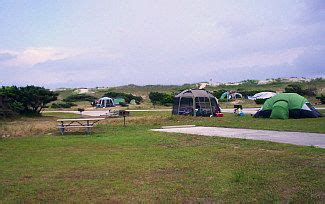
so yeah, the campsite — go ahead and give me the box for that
[1,0,325,202]
[1,79,325,202]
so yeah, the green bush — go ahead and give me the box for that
[103,92,143,104]
[63,94,97,102]
[285,84,304,95]
[316,94,325,104]
[0,86,57,115]
[149,92,174,106]
[51,102,77,109]
[285,84,316,96]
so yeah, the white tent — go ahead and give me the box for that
[96,97,115,108]
[248,92,276,100]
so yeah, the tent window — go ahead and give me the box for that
[180,98,193,107]
[172,98,180,114]
[178,97,194,115]
[173,97,180,106]
[196,97,210,109]
[210,98,217,107]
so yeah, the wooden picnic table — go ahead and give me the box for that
[57,118,105,135]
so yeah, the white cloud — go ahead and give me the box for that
[0,47,123,69]
[1,47,83,67]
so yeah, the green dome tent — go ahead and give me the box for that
[220,91,243,101]
[254,93,321,119]
[113,98,125,105]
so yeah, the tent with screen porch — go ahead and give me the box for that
[172,89,221,116]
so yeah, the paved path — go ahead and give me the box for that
[152,126,325,148]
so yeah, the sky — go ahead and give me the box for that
[0,0,324,88]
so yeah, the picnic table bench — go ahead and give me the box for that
[57,118,105,135]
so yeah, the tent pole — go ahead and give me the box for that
[193,96,195,116]
[208,96,212,115]
[178,97,182,114]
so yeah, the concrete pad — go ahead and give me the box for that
[152,126,325,148]
[161,125,196,129]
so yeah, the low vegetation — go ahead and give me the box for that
[0,86,57,116]
[103,91,143,104]
[285,83,317,96]
[47,78,325,110]
[316,94,325,104]
[0,111,324,202]
[50,102,77,109]
[149,92,174,106]
[63,94,97,102]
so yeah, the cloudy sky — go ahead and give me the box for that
[0,0,324,88]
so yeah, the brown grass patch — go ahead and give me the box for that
[0,117,57,138]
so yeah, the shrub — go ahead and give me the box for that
[285,84,316,96]
[316,94,325,104]
[51,102,77,109]
[0,86,57,115]
[303,86,317,96]
[103,92,143,104]
[285,84,304,95]
[63,94,96,102]
[149,92,174,106]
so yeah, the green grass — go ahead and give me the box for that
[128,111,325,133]
[1,112,325,202]
[1,123,325,202]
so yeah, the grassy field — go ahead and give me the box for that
[1,112,325,202]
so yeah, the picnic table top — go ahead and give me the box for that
[57,118,105,122]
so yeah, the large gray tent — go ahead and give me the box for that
[172,89,220,116]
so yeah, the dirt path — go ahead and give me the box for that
[152,126,325,148]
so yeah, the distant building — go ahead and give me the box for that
[281,77,311,83]
[74,88,89,94]
[258,79,274,84]
[51,88,68,92]
[223,82,242,86]
[208,82,222,86]
[198,82,209,89]
[257,77,312,85]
